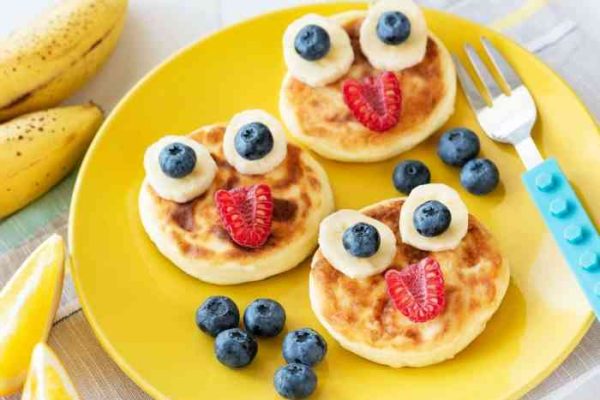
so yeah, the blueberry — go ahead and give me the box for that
[376,11,411,45]
[274,363,317,400]
[342,222,380,258]
[437,128,480,167]
[413,200,452,237]
[392,160,431,194]
[195,296,239,337]
[460,158,500,195]
[243,299,286,338]
[159,142,196,178]
[294,24,331,61]
[282,328,327,367]
[234,122,274,160]
[214,328,257,368]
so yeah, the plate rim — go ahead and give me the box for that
[68,3,596,399]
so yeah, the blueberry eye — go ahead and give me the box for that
[376,11,411,45]
[159,142,196,178]
[234,122,274,161]
[342,222,381,258]
[294,24,331,61]
[413,200,452,237]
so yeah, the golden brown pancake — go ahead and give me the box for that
[139,124,334,285]
[280,11,456,162]
[310,198,510,367]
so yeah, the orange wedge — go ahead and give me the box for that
[0,234,65,395]
[21,343,80,400]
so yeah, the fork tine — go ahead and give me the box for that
[464,44,504,101]
[481,37,523,91]
[452,54,487,111]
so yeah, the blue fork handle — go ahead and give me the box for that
[523,158,600,318]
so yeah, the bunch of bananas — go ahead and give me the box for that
[0,0,128,218]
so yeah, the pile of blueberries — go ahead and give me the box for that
[392,127,500,195]
[196,296,327,399]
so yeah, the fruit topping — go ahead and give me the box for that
[283,14,354,86]
[223,109,288,175]
[413,200,452,237]
[195,296,240,337]
[215,184,273,248]
[385,257,446,323]
[342,71,402,132]
[392,160,431,194]
[359,0,428,71]
[243,298,286,338]
[214,328,258,368]
[437,127,480,167]
[282,328,327,367]
[342,222,381,258]
[377,11,411,45]
[318,210,397,279]
[274,363,317,399]
[159,142,197,178]
[294,24,331,61]
[234,122,274,161]
[460,158,500,195]
[399,183,468,252]
[144,135,217,203]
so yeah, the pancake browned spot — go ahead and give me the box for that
[171,199,196,232]
[273,198,298,222]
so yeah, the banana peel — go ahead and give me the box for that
[0,0,128,122]
[0,104,104,219]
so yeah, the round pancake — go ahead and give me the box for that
[280,11,456,162]
[139,124,334,285]
[309,198,510,367]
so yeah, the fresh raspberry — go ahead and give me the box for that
[384,257,446,323]
[342,71,402,132]
[215,184,273,248]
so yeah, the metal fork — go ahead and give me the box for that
[453,38,600,318]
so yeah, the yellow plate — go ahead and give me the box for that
[69,4,599,399]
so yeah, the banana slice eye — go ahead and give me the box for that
[283,14,354,87]
[319,210,397,279]
[144,135,217,203]
[223,110,287,175]
[400,184,468,251]
[360,0,428,71]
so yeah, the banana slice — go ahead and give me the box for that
[144,135,216,203]
[318,210,397,279]
[223,109,288,175]
[360,0,428,71]
[400,184,468,251]
[283,14,354,87]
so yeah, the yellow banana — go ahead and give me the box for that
[0,0,128,122]
[0,104,103,218]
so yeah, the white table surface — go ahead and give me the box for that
[2,1,599,399]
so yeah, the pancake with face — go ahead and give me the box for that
[309,198,509,367]
[280,10,456,162]
[139,123,334,285]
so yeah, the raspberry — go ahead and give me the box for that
[215,184,273,248]
[384,257,445,323]
[342,71,402,132]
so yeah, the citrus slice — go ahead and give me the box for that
[0,234,65,395]
[21,342,80,400]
